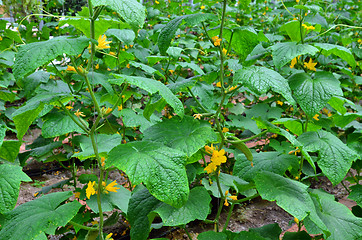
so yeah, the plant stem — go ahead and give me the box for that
[182,225,193,240]
[57,100,89,134]
[69,220,98,231]
[187,87,208,113]
[222,203,234,232]
[240,130,268,143]
[234,193,259,204]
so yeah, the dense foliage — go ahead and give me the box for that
[0,0,361,239]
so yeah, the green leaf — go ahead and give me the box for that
[13,103,45,140]
[279,21,306,42]
[282,231,312,240]
[314,43,356,68]
[0,140,22,162]
[59,18,117,38]
[228,27,260,62]
[305,189,362,240]
[289,72,343,117]
[13,36,89,80]
[106,28,136,45]
[87,183,131,214]
[0,164,31,214]
[198,231,228,240]
[270,42,318,69]
[91,0,146,29]
[298,130,359,185]
[42,112,87,138]
[0,90,15,102]
[177,62,205,75]
[158,13,216,55]
[0,124,6,147]
[72,134,122,160]
[111,74,184,117]
[254,172,328,234]
[143,116,217,160]
[233,152,298,182]
[348,185,362,207]
[107,141,189,207]
[120,108,157,132]
[0,191,81,240]
[234,66,295,105]
[153,187,211,226]
[249,223,282,240]
[129,61,165,79]
[127,187,162,240]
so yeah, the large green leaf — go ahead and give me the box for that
[153,187,211,226]
[227,27,260,62]
[0,164,31,214]
[158,13,216,55]
[279,21,302,42]
[13,36,89,80]
[107,141,189,207]
[254,172,328,234]
[0,191,81,240]
[91,0,146,29]
[127,187,162,240]
[59,18,117,38]
[72,134,122,160]
[143,116,217,160]
[0,140,22,162]
[304,189,362,240]
[233,152,298,182]
[0,124,5,147]
[111,74,184,117]
[42,112,87,138]
[289,72,343,117]
[234,66,295,105]
[106,28,136,45]
[314,43,356,68]
[348,185,362,207]
[298,130,358,185]
[270,42,318,69]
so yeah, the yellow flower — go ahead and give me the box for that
[224,198,229,206]
[200,5,205,9]
[74,192,80,198]
[193,113,202,119]
[96,35,112,50]
[294,217,299,224]
[155,0,159,4]
[211,149,227,165]
[106,233,114,240]
[105,107,112,114]
[228,86,237,92]
[118,105,123,111]
[95,64,99,69]
[205,144,215,154]
[229,195,238,201]
[66,65,77,72]
[216,82,222,87]
[313,114,319,121]
[101,157,105,167]
[222,48,227,55]
[55,26,59,30]
[290,57,298,69]
[263,11,266,15]
[105,180,120,193]
[296,0,300,2]
[86,181,96,199]
[109,51,116,56]
[204,162,217,174]
[276,100,283,106]
[169,69,174,74]
[222,127,229,133]
[302,24,315,31]
[74,109,85,117]
[304,58,317,71]
[66,105,73,110]
[212,36,222,46]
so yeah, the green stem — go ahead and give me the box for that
[234,193,259,204]
[187,87,208,113]
[222,203,234,232]
[299,10,304,44]
[240,130,268,143]
[57,100,90,134]
[69,220,98,231]
[182,225,193,240]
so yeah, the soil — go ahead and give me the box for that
[10,130,358,240]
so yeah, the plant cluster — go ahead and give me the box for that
[0,0,361,239]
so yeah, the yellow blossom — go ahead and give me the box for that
[228,86,237,92]
[155,0,159,4]
[222,48,227,55]
[304,58,317,71]
[106,233,114,240]
[95,64,99,69]
[224,198,229,206]
[66,105,73,110]
[74,192,80,198]
[211,149,227,165]
[222,127,229,133]
[169,69,174,74]
[101,157,105,167]
[193,113,202,119]
[216,82,222,87]
[34,192,39,197]
[296,0,299,2]
[294,217,299,224]
[204,162,217,174]
[302,24,315,31]
[86,181,96,199]
[126,63,130,68]
[96,35,112,50]
[229,195,238,201]
[212,36,222,46]
[105,107,112,114]
[66,65,77,72]
[205,144,215,154]
[74,109,85,117]
[290,55,300,69]
[200,5,205,9]
[276,100,283,106]
[313,114,319,120]
[55,26,59,30]
[249,18,253,20]
[118,105,123,111]
[105,180,119,193]
[91,221,98,225]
